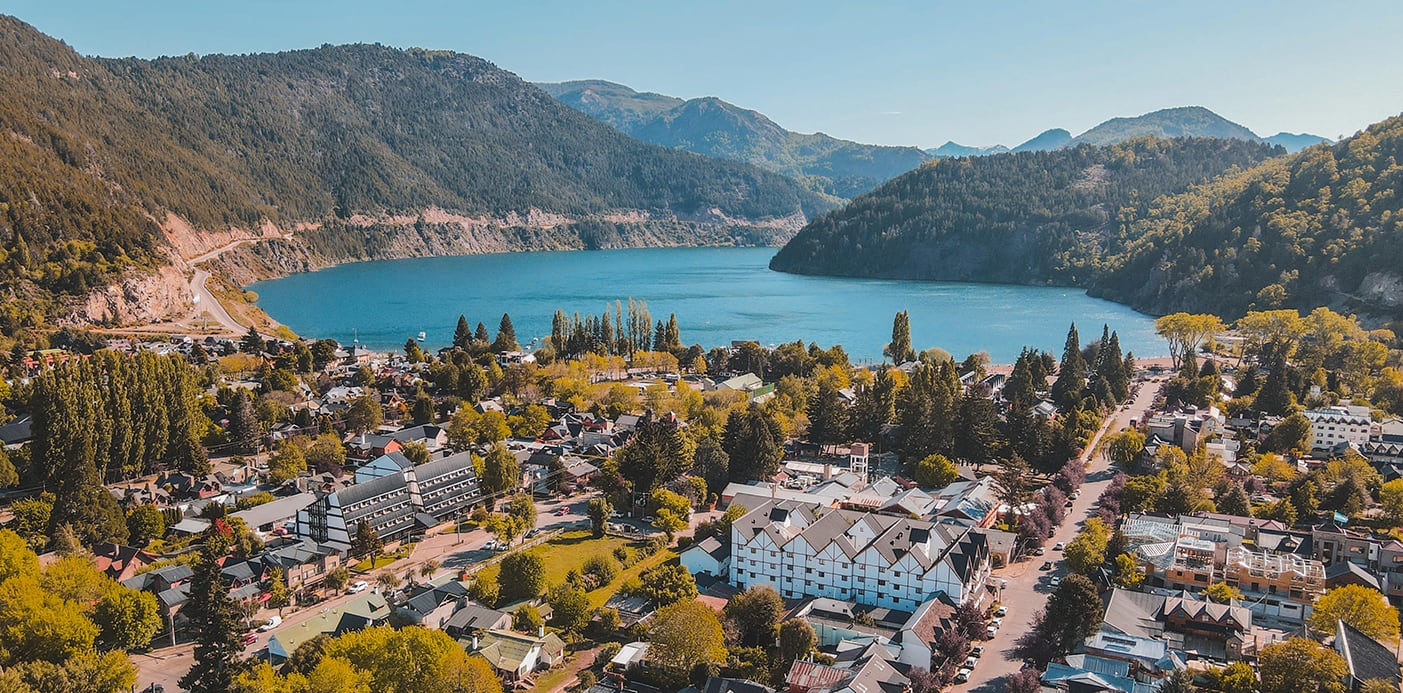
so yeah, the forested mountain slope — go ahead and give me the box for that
[1093,114,1403,318]
[769,137,1280,289]
[0,17,828,338]
[541,80,931,198]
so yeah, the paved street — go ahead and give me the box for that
[953,378,1160,692]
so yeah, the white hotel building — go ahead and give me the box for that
[729,499,992,610]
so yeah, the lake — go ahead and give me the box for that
[250,246,1164,363]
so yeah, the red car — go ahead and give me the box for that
[241,632,258,646]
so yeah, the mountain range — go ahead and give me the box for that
[772,114,1403,320]
[0,16,829,337]
[541,81,1333,198]
[540,80,930,199]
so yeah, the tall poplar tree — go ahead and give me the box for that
[885,311,915,364]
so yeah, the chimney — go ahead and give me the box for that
[823,464,833,480]
[771,482,777,499]
[538,625,545,638]
[472,635,479,650]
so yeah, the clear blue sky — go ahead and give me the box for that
[4,1,1400,147]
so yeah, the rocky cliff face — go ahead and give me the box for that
[64,264,191,327]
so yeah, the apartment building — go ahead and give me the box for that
[728,499,992,610]
[298,450,482,548]
[1304,407,1374,453]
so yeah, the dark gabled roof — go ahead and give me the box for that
[1337,620,1403,685]
[702,676,773,693]
[444,601,509,632]
[1326,560,1381,590]
[333,469,411,507]
[0,415,32,444]
[415,451,477,482]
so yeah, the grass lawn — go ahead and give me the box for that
[353,545,412,572]
[529,664,576,693]
[478,530,678,611]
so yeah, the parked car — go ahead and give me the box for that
[994,605,1008,617]
[954,669,972,684]
[1053,542,1065,551]
[241,632,258,646]
[348,580,369,594]
[258,616,282,632]
[969,646,983,658]
[1064,500,1074,508]
[963,656,979,669]
[1033,547,1045,556]
[1040,561,1053,570]
[1050,576,1062,588]
[985,624,998,638]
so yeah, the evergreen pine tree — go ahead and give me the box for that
[474,322,490,345]
[454,314,473,350]
[227,389,260,455]
[492,313,520,352]
[1051,323,1086,408]
[180,540,246,692]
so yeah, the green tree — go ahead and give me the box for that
[1264,413,1311,454]
[506,493,537,533]
[1111,553,1144,588]
[646,601,728,689]
[491,314,520,353]
[485,513,525,547]
[268,438,307,484]
[1042,574,1103,654]
[1205,582,1244,603]
[1381,479,1403,524]
[92,586,162,652]
[1050,323,1086,408]
[266,568,292,613]
[481,443,521,496]
[126,504,166,546]
[806,380,850,450]
[1308,585,1401,643]
[226,388,261,454]
[1258,638,1346,693]
[410,392,435,425]
[323,567,350,595]
[1199,662,1257,693]
[547,582,590,632]
[1217,483,1252,517]
[321,626,459,692]
[652,509,688,542]
[1064,517,1111,575]
[913,454,959,488]
[344,395,383,435]
[350,520,383,563]
[512,604,543,633]
[636,563,697,606]
[616,415,697,493]
[499,552,546,601]
[453,315,474,350]
[725,586,786,647]
[885,310,915,364]
[777,619,818,666]
[722,405,785,482]
[9,499,52,552]
[691,435,730,497]
[401,441,432,466]
[587,497,613,538]
[180,543,247,693]
[1104,428,1146,467]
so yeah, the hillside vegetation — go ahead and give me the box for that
[542,80,930,199]
[773,115,1403,321]
[0,17,828,341]
[770,137,1280,288]
[1095,114,1403,318]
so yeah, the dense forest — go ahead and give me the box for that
[1094,114,1403,319]
[773,116,1403,321]
[541,80,931,199]
[0,16,829,339]
[770,137,1280,287]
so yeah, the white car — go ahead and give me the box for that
[258,615,281,631]
[954,669,972,683]
[1050,576,1062,588]
[348,580,369,594]
[985,624,999,638]
[1053,542,1065,551]
[963,656,978,668]
[994,605,1008,617]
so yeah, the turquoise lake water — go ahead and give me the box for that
[249,246,1164,363]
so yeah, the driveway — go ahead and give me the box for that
[952,378,1160,691]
